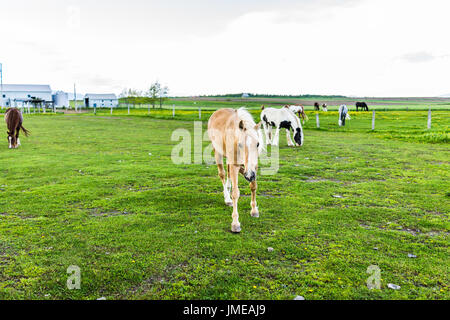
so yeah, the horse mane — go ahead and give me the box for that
[237,107,264,153]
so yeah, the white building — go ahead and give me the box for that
[0,84,53,108]
[84,93,118,108]
[52,91,69,108]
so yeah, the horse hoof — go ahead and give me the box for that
[231,224,241,233]
[225,201,233,207]
[251,211,259,218]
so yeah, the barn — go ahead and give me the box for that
[84,93,119,108]
[0,84,53,108]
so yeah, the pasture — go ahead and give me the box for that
[0,109,449,300]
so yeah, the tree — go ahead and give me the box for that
[146,81,169,109]
[159,85,169,108]
[147,82,160,109]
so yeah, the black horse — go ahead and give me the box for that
[356,102,369,111]
[314,102,320,111]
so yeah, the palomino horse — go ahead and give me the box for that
[208,108,264,233]
[4,108,30,148]
[287,105,309,124]
[260,105,303,147]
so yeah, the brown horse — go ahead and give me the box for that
[4,108,30,149]
[208,108,263,233]
[314,102,320,111]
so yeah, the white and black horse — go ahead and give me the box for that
[338,104,351,126]
[260,106,303,147]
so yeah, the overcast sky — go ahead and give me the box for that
[0,0,449,97]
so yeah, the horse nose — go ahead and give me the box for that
[245,171,256,182]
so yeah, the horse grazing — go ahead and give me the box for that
[338,104,351,126]
[4,108,30,149]
[322,104,328,112]
[208,108,264,233]
[356,102,369,111]
[287,105,309,124]
[314,102,320,111]
[261,105,303,147]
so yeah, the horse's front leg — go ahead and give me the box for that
[215,152,232,206]
[263,123,271,146]
[286,129,294,147]
[272,128,280,146]
[230,165,241,233]
[250,180,259,218]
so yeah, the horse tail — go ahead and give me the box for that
[20,124,30,137]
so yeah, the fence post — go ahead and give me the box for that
[94,106,96,115]
[110,106,113,115]
[173,104,175,117]
[199,106,201,120]
[128,104,130,115]
[427,108,431,129]
[372,110,375,130]
[316,113,320,128]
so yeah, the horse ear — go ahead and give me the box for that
[239,120,245,131]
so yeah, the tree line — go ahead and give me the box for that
[119,81,169,108]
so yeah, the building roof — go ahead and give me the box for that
[85,93,117,100]
[0,84,52,92]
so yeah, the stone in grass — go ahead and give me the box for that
[387,284,401,290]
[267,247,274,252]
[332,195,344,198]
[408,253,417,258]
[97,297,107,300]
[293,295,305,300]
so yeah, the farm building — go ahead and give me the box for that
[84,93,118,108]
[0,84,53,108]
[52,91,69,108]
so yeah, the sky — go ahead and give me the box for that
[0,0,449,97]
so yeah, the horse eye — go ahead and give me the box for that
[257,143,260,148]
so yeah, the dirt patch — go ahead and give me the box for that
[88,208,132,217]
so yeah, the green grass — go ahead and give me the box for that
[0,111,449,300]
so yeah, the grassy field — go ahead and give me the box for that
[0,110,449,300]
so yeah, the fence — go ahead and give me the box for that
[1,104,437,131]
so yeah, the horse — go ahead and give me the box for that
[207,108,264,233]
[4,108,30,148]
[322,104,328,112]
[314,102,320,111]
[338,104,351,126]
[260,105,303,147]
[356,102,369,111]
[287,105,309,124]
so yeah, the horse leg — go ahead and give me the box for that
[215,152,232,206]
[230,165,241,233]
[286,129,294,147]
[272,128,280,146]
[250,180,259,218]
[263,122,271,146]
[16,126,20,147]
[268,125,273,145]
